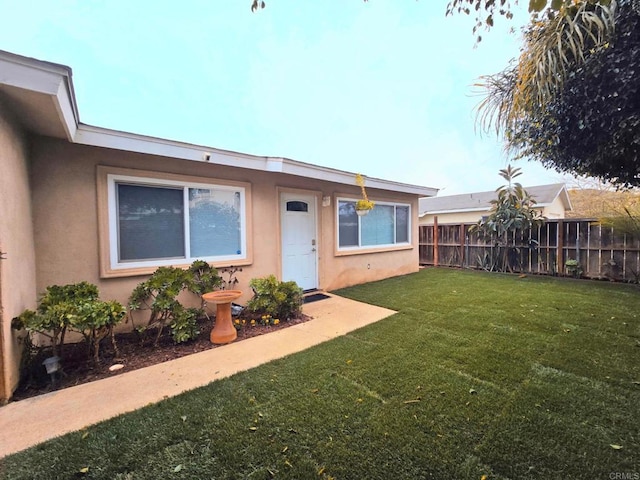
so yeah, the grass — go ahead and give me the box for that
[1,268,639,479]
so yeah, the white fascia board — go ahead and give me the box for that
[53,79,78,140]
[75,124,271,170]
[0,52,68,95]
[0,51,78,140]
[277,157,438,196]
[74,126,438,196]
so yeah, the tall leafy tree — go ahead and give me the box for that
[502,2,639,186]
[479,0,640,187]
[469,165,545,271]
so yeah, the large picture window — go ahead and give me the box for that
[337,199,410,250]
[107,173,246,270]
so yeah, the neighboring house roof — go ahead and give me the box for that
[419,183,572,216]
[0,50,438,198]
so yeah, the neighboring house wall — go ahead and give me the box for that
[542,197,566,219]
[0,104,37,402]
[29,136,419,314]
[420,203,559,226]
[420,211,488,225]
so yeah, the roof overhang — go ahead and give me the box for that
[0,49,438,198]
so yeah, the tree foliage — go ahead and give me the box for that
[497,2,640,186]
[476,0,617,132]
[469,165,545,271]
[251,0,614,41]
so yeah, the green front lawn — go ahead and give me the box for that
[2,268,639,479]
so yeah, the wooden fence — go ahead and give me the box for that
[419,219,640,283]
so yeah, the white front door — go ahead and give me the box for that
[281,193,317,291]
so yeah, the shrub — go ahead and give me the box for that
[169,306,201,344]
[11,282,125,369]
[13,282,100,357]
[129,261,223,344]
[246,275,303,320]
[565,259,583,278]
[73,300,126,363]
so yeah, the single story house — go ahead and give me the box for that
[419,183,572,226]
[0,50,437,401]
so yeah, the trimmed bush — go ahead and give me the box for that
[246,275,303,320]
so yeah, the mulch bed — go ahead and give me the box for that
[10,314,311,402]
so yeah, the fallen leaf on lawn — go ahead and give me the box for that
[81,431,89,439]
[180,415,187,422]
[403,399,421,404]
[310,388,319,394]
[469,388,478,395]
[289,428,298,434]
[258,412,264,418]
[173,465,183,472]
[79,467,89,474]
[610,444,623,450]
[318,466,326,475]
[632,381,640,385]
[249,426,258,431]
[281,446,288,454]
[346,359,353,365]
[563,328,571,333]
[284,460,293,468]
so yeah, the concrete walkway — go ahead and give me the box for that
[0,294,395,458]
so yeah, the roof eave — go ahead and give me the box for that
[1,50,438,197]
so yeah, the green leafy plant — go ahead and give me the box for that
[169,306,201,344]
[12,282,100,358]
[11,282,126,371]
[129,261,223,344]
[565,259,583,278]
[73,300,126,363]
[188,260,223,316]
[129,266,194,345]
[246,275,303,320]
[469,165,545,272]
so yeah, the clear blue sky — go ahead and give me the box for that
[0,0,572,194]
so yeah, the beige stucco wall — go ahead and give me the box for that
[541,197,566,219]
[29,137,419,321]
[0,103,37,402]
[419,211,489,226]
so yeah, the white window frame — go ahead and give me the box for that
[336,197,411,252]
[107,173,247,270]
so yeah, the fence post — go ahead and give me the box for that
[434,216,439,267]
[460,223,466,268]
[557,220,564,275]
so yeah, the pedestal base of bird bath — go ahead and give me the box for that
[202,290,243,344]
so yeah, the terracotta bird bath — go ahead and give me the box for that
[202,290,243,344]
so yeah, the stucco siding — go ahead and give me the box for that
[420,211,488,225]
[0,104,37,401]
[541,197,566,219]
[30,137,419,317]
